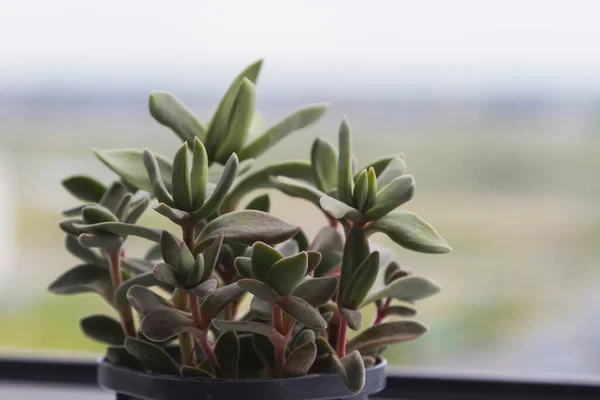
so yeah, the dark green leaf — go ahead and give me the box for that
[337,118,353,205]
[95,148,173,192]
[74,222,162,242]
[292,329,315,349]
[306,251,322,274]
[384,261,402,285]
[339,227,369,300]
[114,271,161,308]
[292,230,309,252]
[184,254,205,288]
[201,233,224,281]
[192,154,239,220]
[126,285,172,317]
[283,340,317,377]
[365,211,451,254]
[265,252,308,296]
[200,284,245,327]
[159,231,181,266]
[214,331,240,378]
[352,169,369,211]
[386,305,418,317]
[143,149,173,206]
[346,321,427,354]
[311,226,344,277]
[234,257,254,279]
[191,137,209,209]
[239,103,328,161]
[153,203,190,225]
[140,308,198,341]
[311,137,338,193]
[153,263,179,287]
[149,91,206,145]
[82,205,118,225]
[319,195,364,222]
[237,278,281,304]
[332,351,365,394]
[245,193,270,212]
[362,275,442,305]
[250,295,272,320]
[199,210,300,246]
[80,314,125,345]
[213,320,279,339]
[62,175,106,202]
[78,233,122,250]
[171,143,193,210]
[252,333,275,372]
[65,235,104,264]
[48,264,112,301]
[291,276,337,307]
[124,337,180,376]
[105,346,142,370]
[376,156,407,188]
[189,278,218,298]
[251,242,282,281]
[365,167,377,210]
[271,176,325,205]
[342,251,380,309]
[365,175,415,220]
[276,296,326,329]
[339,307,363,331]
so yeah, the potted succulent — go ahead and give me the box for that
[49,60,451,400]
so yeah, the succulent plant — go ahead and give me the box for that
[49,60,450,395]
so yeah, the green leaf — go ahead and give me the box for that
[237,278,281,304]
[121,257,155,275]
[245,193,270,212]
[143,149,174,206]
[113,271,161,309]
[184,254,205,288]
[95,148,173,192]
[82,205,118,225]
[171,143,193,210]
[339,307,363,331]
[74,222,162,242]
[153,203,190,225]
[200,283,245,327]
[332,351,365,394]
[271,176,325,206]
[144,243,162,261]
[234,257,254,279]
[386,305,418,317]
[199,210,300,246]
[214,331,240,378]
[238,103,329,161]
[221,161,314,213]
[311,226,344,277]
[251,242,283,280]
[352,169,369,211]
[250,295,272,320]
[124,196,151,224]
[362,275,442,305]
[358,155,398,179]
[65,235,104,265]
[201,233,224,281]
[80,314,125,345]
[126,285,172,317]
[292,230,309,252]
[292,329,315,350]
[376,156,407,188]
[214,78,256,163]
[337,117,353,205]
[62,175,106,202]
[189,279,218,298]
[383,261,403,285]
[114,193,133,220]
[191,137,209,209]
[346,321,427,354]
[339,227,369,301]
[319,195,364,223]
[291,276,338,307]
[99,182,128,213]
[78,233,122,250]
[159,231,181,266]
[342,251,380,309]
[306,251,322,274]
[213,320,279,339]
[124,337,180,376]
[365,211,451,254]
[276,240,299,258]
[153,263,179,287]
[192,154,239,220]
[105,346,142,370]
[275,296,326,329]
[311,138,338,193]
[149,91,206,145]
[265,252,308,296]
[365,175,415,220]
[48,264,112,301]
[283,340,317,377]
[206,59,263,156]
[252,333,275,371]
[140,308,199,341]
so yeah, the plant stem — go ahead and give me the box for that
[272,304,284,335]
[374,297,391,325]
[108,250,136,338]
[337,317,348,358]
[189,292,223,377]
[174,289,196,366]
[271,304,288,377]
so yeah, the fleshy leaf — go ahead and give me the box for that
[126,285,172,317]
[252,333,275,371]
[82,205,118,225]
[80,314,125,345]
[200,284,245,327]
[65,235,104,265]
[311,226,344,277]
[214,331,240,378]
[283,340,317,377]
[376,156,407,188]
[114,193,133,220]
[333,351,365,394]
[386,305,418,317]
[124,337,180,376]
[238,103,328,161]
[365,211,451,254]
[189,279,218,298]
[105,346,142,370]
[192,154,239,220]
[291,276,338,307]
[143,149,173,206]
[352,169,369,211]
[319,196,364,222]
[337,118,353,205]
[99,182,128,213]
[346,321,428,354]
[149,91,206,145]
[201,233,224,281]
[365,168,377,210]
[306,251,322,274]
[251,242,283,281]
[62,175,106,202]
[245,193,270,212]
[342,251,380,309]
[153,203,190,225]
[362,275,442,305]
[48,264,112,301]
[171,143,193,211]
[339,307,363,331]
[237,278,281,304]
[113,271,161,309]
[311,138,338,193]
[140,308,198,341]
[365,175,415,220]
[234,257,254,279]
[275,296,326,329]
[265,252,308,296]
[191,137,209,209]
[250,295,272,320]
[212,320,279,339]
[95,148,173,192]
[160,231,182,266]
[78,233,122,250]
[74,222,162,242]
[292,329,316,349]
[276,240,299,258]
[339,227,369,301]
[271,176,325,206]
[199,210,300,246]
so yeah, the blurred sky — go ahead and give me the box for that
[2,0,600,94]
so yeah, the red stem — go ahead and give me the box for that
[374,297,392,325]
[109,250,136,337]
[189,293,223,376]
[272,305,284,335]
[337,318,348,357]
[272,304,288,377]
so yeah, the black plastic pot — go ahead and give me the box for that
[98,357,387,400]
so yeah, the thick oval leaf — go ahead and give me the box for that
[283,340,317,377]
[221,161,314,213]
[319,196,364,223]
[200,284,245,326]
[82,205,118,225]
[339,227,370,300]
[143,149,173,206]
[271,176,325,206]
[238,103,328,161]
[291,276,338,307]
[212,320,279,339]
[192,154,239,220]
[376,156,407,188]
[365,175,415,220]
[99,182,128,213]
[74,222,162,242]
[234,257,254,279]
[276,240,299,258]
[337,118,353,205]
[306,251,322,274]
[252,333,275,371]
[140,308,198,341]
[124,337,180,376]
[114,271,161,308]
[48,264,112,301]
[62,175,106,202]
[346,321,428,354]
[191,137,209,209]
[311,137,338,193]
[153,203,190,225]
[189,279,218,298]
[114,193,133,220]
[275,296,326,329]
[78,233,122,250]
[365,211,451,254]
[342,251,380,309]
[65,235,104,264]
[95,148,173,192]
[149,91,206,145]
[244,193,270,212]
[339,307,363,331]
[311,226,344,277]
[292,329,315,350]
[333,351,365,394]
[353,169,369,211]
[80,314,125,345]
[105,346,142,370]
[250,295,272,320]
[214,78,256,163]
[251,242,283,281]
[171,143,193,211]
[199,210,300,246]
[214,331,240,378]
[201,233,224,282]
[265,252,308,296]
[237,278,281,304]
[362,275,442,305]
[358,155,397,179]
[386,305,418,317]
[126,285,172,317]
[365,168,377,210]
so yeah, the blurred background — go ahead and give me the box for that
[1,0,600,378]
